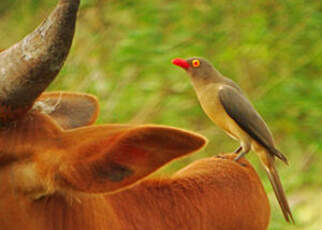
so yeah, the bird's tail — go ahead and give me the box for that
[263,154,294,223]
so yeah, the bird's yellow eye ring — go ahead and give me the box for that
[192,59,200,68]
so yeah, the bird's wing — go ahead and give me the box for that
[218,86,277,154]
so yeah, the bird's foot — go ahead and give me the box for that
[216,154,248,166]
[215,154,226,159]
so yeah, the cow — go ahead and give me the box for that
[0,1,270,229]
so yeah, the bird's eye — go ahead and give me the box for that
[192,59,200,68]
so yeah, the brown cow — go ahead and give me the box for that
[0,1,270,229]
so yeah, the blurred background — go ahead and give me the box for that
[0,0,321,229]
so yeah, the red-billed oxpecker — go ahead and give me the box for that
[172,57,294,223]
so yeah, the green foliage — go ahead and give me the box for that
[0,0,321,229]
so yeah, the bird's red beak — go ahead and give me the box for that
[172,58,190,70]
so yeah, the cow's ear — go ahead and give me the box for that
[58,125,207,193]
[35,92,99,129]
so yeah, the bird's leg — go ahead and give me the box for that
[234,142,250,162]
[234,146,242,154]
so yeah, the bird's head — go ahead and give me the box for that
[172,57,216,80]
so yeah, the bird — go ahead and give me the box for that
[172,57,294,223]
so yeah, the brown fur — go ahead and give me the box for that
[109,154,270,230]
[0,145,270,230]
[0,109,269,230]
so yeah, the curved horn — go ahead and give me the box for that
[0,0,80,123]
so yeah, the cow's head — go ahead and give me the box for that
[0,0,207,202]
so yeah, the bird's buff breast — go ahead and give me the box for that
[197,85,230,126]
[196,84,241,139]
